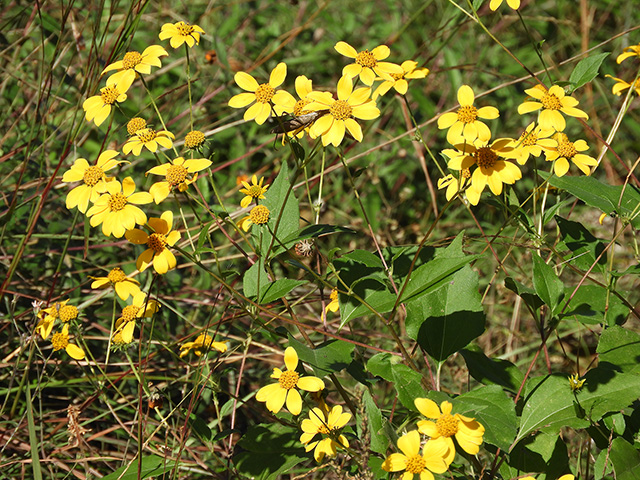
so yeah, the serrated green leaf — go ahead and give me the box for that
[289,337,354,374]
[597,326,640,373]
[101,455,166,480]
[569,52,609,91]
[532,255,564,314]
[259,279,306,304]
[460,346,524,393]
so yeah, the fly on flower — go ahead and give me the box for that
[270,111,328,134]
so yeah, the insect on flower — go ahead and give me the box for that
[271,111,328,135]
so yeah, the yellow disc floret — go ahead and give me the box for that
[249,205,270,225]
[83,166,104,187]
[107,267,127,283]
[58,305,79,322]
[100,85,120,105]
[436,412,459,437]
[255,84,275,103]
[166,164,189,186]
[278,370,300,390]
[122,51,143,69]
[330,100,353,120]
[107,192,128,211]
[127,117,147,135]
[147,233,168,253]
[457,105,478,124]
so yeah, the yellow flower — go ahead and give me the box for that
[415,398,485,461]
[437,171,471,202]
[146,156,212,204]
[517,84,588,132]
[325,288,339,314]
[605,74,640,96]
[569,373,585,392]
[381,430,451,480]
[102,45,168,85]
[238,204,270,232]
[544,133,596,176]
[510,122,557,165]
[616,43,640,64]
[127,117,147,135]
[228,62,296,125]
[334,41,403,86]
[61,150,124,213]
[82,75,134,127]
[300,405,351,462]
[239,174,269,208]
[443,138,521,206]
[112,292,160,344]
[51,324,85,360]
[122,128,175,156]
[36,300,77,340]
[372,60,429,99]
[125,210,181,274]
[86,177,153,238]
[89,267,141,301]
[489,0,521,10]
[184,130,206,150]
[179,333,227,358]
[305,75,380,147]
[282,75,316,139]
[437,85,499,144]
[255,346,325,415]
[159,21,205,49]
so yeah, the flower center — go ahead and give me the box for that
[185,130,205,149]
[557,141,577,159]
[278,370,300,390]
[147,232,168,253]
[51,331,69,351]
[107,267,127,283]
[112,332,128,345]
[475,146,499,169]
[462,167,471,179]
[390,72,405,81]
[318,424,331,434]
[176,22,195,35]
[245,185,264,198]
[541,91,562,110]
[249,205,270,225]
[122,51,142,69]
[48,302,63,320]
[355,50,377,68]
[137,128,157,143]
[456,105,478,124]
[293,99,311,116]
[83,165,104,187]
[330,99,352,120]
[127,117,147,135]
[520,130,538,146]
[166,164,189,185]
[554,132,569,144]
[121,305,140,322]
[100,85,120,105]
[59,305,78,322]
[405,454,427,474]
[108,192,128,212]
[436,413,459,437]
[255,83,275,103]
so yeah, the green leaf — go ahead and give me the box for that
[366,353,426,410]
[597,326,640,373]
[101,455,166,480]
[457,385,517,451]
[569,52,609,91]
[243,260,270,299]
[362,390,389,454]
[609,437,640,480]
[507,432,569,477]
[188,412,212,442]
[532,255,564,315]
[289,337,355,374]
[560,284,628,326]
[406,266,485,361]
[460,346,524,393]
[504,276,544,311]
[259,279,306,304]
[339,249,384,268]
[555,215,607,273]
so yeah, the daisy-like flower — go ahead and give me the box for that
[415,398,485,461]
[112,292,160,344]
[305,75,380,147]
[238,204,270,232]
[489,0,521,10]
[510,122,557,165]
[605,75,640,96]
[102,45,168,85]
[372,60,429,99]
[381,430,451,480]
[568,373,585,392]
[437,85,499,144]
[228,62,296,125]
[122,128,174,156]
[334,41,403,86]
[83,75,135,127]
[325,288,339,314]
[300,405,351,462]
[184,130,206,150]
[61,150,124,213]
[437,170,472,202]
[544,132,596,177]
[283,75,315,139]
[255,346,325,415]
[239,174,269,208]
[443,138,521,205]
[127,117,147,135]
[179,333,227,358]
[517,84,588,132]
[36,300,78,340]
[616,43,640,64]
[125,211,181,275]
[159,21,205,49]
[51,324,85,360]
[86,177,153,238]
[89,267,141,301]
[146,156,212,204]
